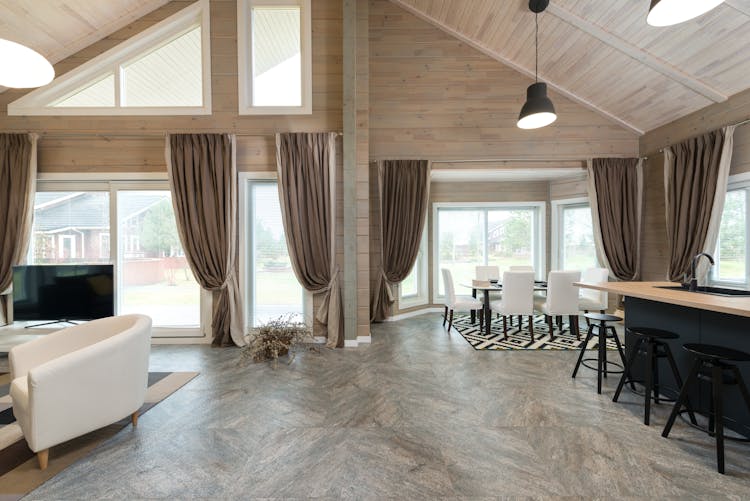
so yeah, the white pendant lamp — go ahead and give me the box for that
[0,38,54,88]
[517,0,556,130]
[647,0,725,27]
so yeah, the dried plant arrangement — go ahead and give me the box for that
[241,314,314,367]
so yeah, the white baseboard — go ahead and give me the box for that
[344,339,358,347]
[356,335,371,344]
[385,307,442,322]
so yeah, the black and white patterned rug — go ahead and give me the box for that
[452,314,621,351]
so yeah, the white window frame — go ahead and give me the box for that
[551,196,595,271]
[711,172,750,288]
[31,178,209,340]
[237,0,312,115]
[398,227,428,309]
[432,201,546,301]
[8,0,211,116]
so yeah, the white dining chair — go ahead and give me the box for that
[534,270,581,340]
[442,268,483,333]
[579,267,609,323]
[489,271,535,340]
[475,265,500,281]
[509,265,534,272]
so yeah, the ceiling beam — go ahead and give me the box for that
[389,0,644,135]
[726,0,750,18]
[547,2,727,103]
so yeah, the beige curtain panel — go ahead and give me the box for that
[587,157,643,281]
[664,126,736,282]
[276,132,342,348]
[0,133,38,325]
[371,159,431,322]
[165,133,244,347]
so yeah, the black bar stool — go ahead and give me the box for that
[572,313,627,394]
[662,344,750,474]
[613,327,696,426]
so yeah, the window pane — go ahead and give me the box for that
[400,266,418,298]
[122,25,202,107]
[118,191,200,327]
[28,192,110,263]
[251,183,303,325]
[716,189,746,282]
[487,209,534,271]
[561,205,597,270]
[251,6,302,107]
[437,210,485,295]
[53,73,115,107]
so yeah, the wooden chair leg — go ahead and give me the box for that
[547,315,555,340]
[503,315,508,339]
[443,306,448,326]
[479,309,484,330]
[584,310,590,327]
[37,449,49,470]
[132,411,139,427]
[569,315,580,340]
[448,310,454,332]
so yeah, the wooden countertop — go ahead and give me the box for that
[575,281,750,318]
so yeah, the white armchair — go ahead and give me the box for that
[9,314,152,470]
[579,267,609,315]
[534,271,581,341]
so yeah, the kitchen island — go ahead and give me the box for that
[577,281,750,435]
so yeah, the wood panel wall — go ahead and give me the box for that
[0,0,349,340]
[368,0,639,162]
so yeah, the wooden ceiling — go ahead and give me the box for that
[391,0,750,134]
[0,0,169,67]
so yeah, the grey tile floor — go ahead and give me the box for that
[11,314,750,498]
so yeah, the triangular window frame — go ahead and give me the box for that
[8,0,211,116]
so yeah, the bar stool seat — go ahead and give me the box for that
[572,313,626,394]
[662,343,750,474]
[613,327,691,425]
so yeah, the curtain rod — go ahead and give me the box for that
[651,117,750,157]
[4,131,344,139]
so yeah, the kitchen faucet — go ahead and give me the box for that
[688,252,715,292]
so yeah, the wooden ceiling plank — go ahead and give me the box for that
[546,2,727,103]
[389,0,643,134]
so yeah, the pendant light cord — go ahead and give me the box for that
[535,11,538,83]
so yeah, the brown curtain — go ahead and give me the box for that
[0,134,37,325]
[664,127,735,282]
[276,132,342,348]
[587,157,643,281]
[166,133,244,347]
[370,160,430,322]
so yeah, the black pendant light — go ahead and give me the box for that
[517,0,556,130]
[647,0,725,27]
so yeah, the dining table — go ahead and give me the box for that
[461,281,547,337]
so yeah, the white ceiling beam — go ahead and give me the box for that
[547,2,727,104]
[389,0,644,135]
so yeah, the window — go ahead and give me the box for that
[29,183,205,335]
[434,203,545,297]
[713,185,748,285]
[552,198,598,271]
[28,192,110,264]
[246,181,304,326]
[238,0,312,114]
[117,191,201,327]
[8,0,211,116]
[399,227,428,307]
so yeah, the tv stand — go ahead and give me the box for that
[24,319,81,329]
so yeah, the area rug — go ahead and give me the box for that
[0,371,198,500]
[452,314,621,351]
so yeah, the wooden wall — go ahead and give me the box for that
[639,88,750,281]
[368,0,639,162]
[0,0,343,173]
[0,0,349,339]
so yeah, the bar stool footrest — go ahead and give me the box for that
[581,358,624,374]
[676,410,750,443]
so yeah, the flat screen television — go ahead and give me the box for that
[12,264,114,322]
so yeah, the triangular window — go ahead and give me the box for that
[8,0,210,116]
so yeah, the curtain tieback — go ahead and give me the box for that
[315,267,341,325]
[379,267,394,303]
